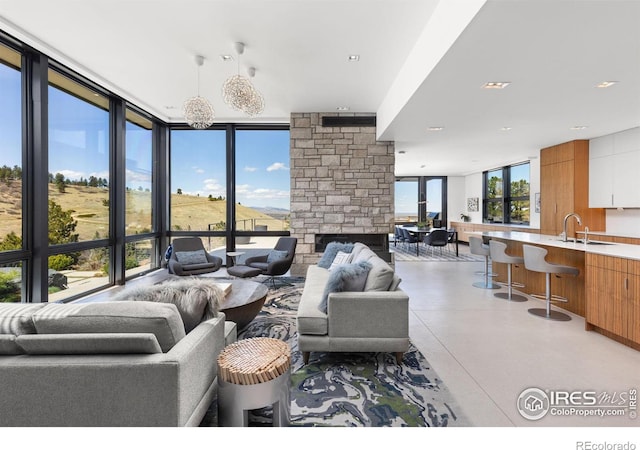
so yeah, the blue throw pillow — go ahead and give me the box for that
[317,242,355,269]
[267,249,288,263]
[319,261,372,313]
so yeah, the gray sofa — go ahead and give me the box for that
[296,242,410,364]
[0,300,227,427]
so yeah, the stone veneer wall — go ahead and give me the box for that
[289,112,395,276]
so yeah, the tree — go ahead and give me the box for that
[54,172,66,193]
[0,231,22,251]
[48,200,78,245]
[177,188,183,195]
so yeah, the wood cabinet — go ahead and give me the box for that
[540,140,605,237]
[586,254,640,348]
[589,127,640,208]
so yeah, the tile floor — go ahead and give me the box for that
[396,244,640,428]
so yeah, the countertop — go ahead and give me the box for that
[480,231,640,261]
[575,230,640,239]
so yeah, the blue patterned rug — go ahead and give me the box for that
[201,276,469,427]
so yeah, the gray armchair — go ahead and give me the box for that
[244,237,297,287]
[168,238,222,276]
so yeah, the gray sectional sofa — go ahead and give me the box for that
[0,300,227,427]
[296,242,410,364]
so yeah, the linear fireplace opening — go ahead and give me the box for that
[315,233,390,261]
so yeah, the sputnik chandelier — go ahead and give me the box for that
[222,42,265,116]
[183,55,215,129]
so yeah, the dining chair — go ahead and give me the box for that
[423,229,449,256]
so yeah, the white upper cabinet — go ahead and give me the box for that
[589,127,640,208]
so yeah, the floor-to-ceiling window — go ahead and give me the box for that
[395,177,419,224]
[47,69,111,301]
[170,128,228,254]
[0,43,23,302]
[234,128,290,251]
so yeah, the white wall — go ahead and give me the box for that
[464,172,483,223]
[446,176,465,227]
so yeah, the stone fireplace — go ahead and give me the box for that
[289,112,395,275]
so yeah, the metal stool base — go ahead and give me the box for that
[494,292,528,302]
[528,308,571,321]
[472,281,501,289]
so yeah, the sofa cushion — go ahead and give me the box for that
[349,242,368,261]
[297,265,332,335]
[180,262,218,272]
[0,334,23,355]
[114,278,223,332]
[328,250,352,270]
[16,333,163,355]
[31,302,186,352]
[317,242,354,269]
[319,261,372,313]
[364,257,395,291]
[175,250,208,265]
[351,247,377,264]
[267,249,288,263]
[0,303,49,335]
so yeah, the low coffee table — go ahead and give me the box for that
[217,279,269,330]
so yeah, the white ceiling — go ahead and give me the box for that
[1,0,639,176]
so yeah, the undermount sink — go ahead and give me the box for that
[576,240,614,245]
[555,239,614,245]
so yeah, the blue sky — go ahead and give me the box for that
[395,179,442,217]
[1,61,289,210]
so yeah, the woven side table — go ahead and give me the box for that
[217,337,291,427]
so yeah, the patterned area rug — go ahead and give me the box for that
[391,243,484,262]
[200,277,469,427]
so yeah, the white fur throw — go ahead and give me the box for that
[113,277,225,333]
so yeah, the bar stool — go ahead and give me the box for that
[522,244,579,321]
[489,240,527,302]
[469,236,500,289]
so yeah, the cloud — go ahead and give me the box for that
[244,166,257,172]
[56,169,85,180]
[239,187,290,200]
[195,169,205,174]
[266,162,289,172]
[125,169,151,184]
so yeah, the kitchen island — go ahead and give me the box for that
[482,231,640,350]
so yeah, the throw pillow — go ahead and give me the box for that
[267,249,288,263]
[174,250,208,265]
[328,250,352,270]
[317,242,355,269]
[319,261,372,313]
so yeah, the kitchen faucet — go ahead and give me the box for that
[562,213,582,242]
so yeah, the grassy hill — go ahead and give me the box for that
[0,180,288,242]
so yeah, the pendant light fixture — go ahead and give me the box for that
[183,55,215,129]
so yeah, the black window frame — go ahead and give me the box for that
[482,162,530,225]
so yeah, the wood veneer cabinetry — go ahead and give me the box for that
[540,140,605,237]
[585,253,640,349]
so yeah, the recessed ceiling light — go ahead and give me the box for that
[336,106,350,111]
[220,55,233,61]
[398,150,406,154]
[571,126,588,130]
[501,127,512,131]
[595,81,617,88]
[420,165,426,168]
[427,126,444,131]
[165,105,177,110]
[348,55,360,62]
[482,81,511,89]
